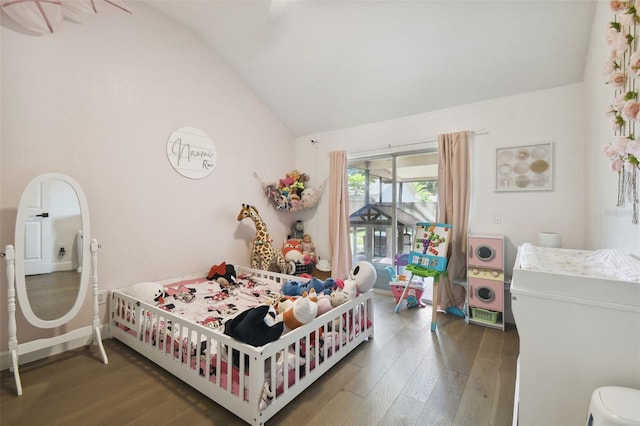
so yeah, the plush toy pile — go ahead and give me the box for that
[124,261,377,348]
[264,170,324,212]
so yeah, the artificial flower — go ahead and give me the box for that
[627,139,640,157]
[613,136,632,155]
[610,70,627,87]
[605,58,617,75]
[623,100,640,119]
[628,51,640,77]
[619,9,638,26]
[611,157,625,171]
[604,142,618,159]
[610,0,629,14]
[614,30,633,52]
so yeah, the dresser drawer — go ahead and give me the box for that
[468,277,504,312]
[467,267,503,281]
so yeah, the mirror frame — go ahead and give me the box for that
[14,173,91,328]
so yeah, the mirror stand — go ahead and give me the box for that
[3,240,108,396]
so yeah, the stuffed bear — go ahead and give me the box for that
[122,281,166,305]
[223,304,284,347]
[207,262,237,286]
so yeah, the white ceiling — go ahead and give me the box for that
[145,0,597,137]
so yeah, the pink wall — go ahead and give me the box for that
[0,4,295,350]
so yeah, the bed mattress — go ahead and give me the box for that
[111,269,372,415]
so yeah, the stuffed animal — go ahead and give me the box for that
[315,293,333,316]
[281,280,301,296]
[223,304,284,347]
[207,262,237,286]
[321,277,337,294]
[272,295,295,315]
[330,279,356,307]
[122,281,167,305]
[289,220,304,240]
[281,277,331,297]
[281,292,318,332]
[282,238,304,263]
[347,261,377,294]
[329,261,377,307]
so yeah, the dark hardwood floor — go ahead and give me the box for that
[0,293,519,425]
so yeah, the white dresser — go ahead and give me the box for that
[511,244,640,426]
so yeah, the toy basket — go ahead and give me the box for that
[470,307,500,324]
[293,262,314,275]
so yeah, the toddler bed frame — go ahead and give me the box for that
[109,266,374,426]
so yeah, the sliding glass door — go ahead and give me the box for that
[348,150,438,290]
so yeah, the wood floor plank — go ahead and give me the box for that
[415,368,469,426]
[342,349,426,426]
[0,294,519,426]
[401,347,445,403]
[304,390,362,426]
[379,394,424,426]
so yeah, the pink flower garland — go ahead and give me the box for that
[605,0,640,223]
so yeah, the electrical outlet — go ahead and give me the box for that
[97,290,107,305]
[492,212,502,224]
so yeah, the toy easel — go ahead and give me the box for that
[394,222,452,332]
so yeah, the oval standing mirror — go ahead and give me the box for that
[14,173,90,328]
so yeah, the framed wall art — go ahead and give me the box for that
[495,142,553,192]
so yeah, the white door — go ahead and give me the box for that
[24,181,52,275]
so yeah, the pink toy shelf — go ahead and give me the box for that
[407,222,452,272]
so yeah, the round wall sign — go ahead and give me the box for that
[166,126,217,179]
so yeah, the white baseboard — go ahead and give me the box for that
[0,324,110,371]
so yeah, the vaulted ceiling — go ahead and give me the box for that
[146,0,597,137]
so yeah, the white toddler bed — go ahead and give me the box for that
[109,266,374,425]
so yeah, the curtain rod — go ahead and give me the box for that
[345,129,489,157]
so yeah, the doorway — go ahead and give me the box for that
[348,150,439,297]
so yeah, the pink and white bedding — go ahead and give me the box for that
[112,270,372,412]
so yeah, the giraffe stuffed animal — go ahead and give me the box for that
[237,204,288,273]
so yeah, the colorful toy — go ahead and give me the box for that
[270,295,295,315]
[207,261,237,286]
[282,238,304,263]
[301,234,316,263]
[282,277,334,296]
[237,203,287,273]
[281,292,317,332]
[409,222,452,272]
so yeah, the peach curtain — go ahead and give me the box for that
[328,150,352,278]
[437,130,471,310]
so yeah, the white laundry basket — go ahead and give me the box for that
[587,386,640,426]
